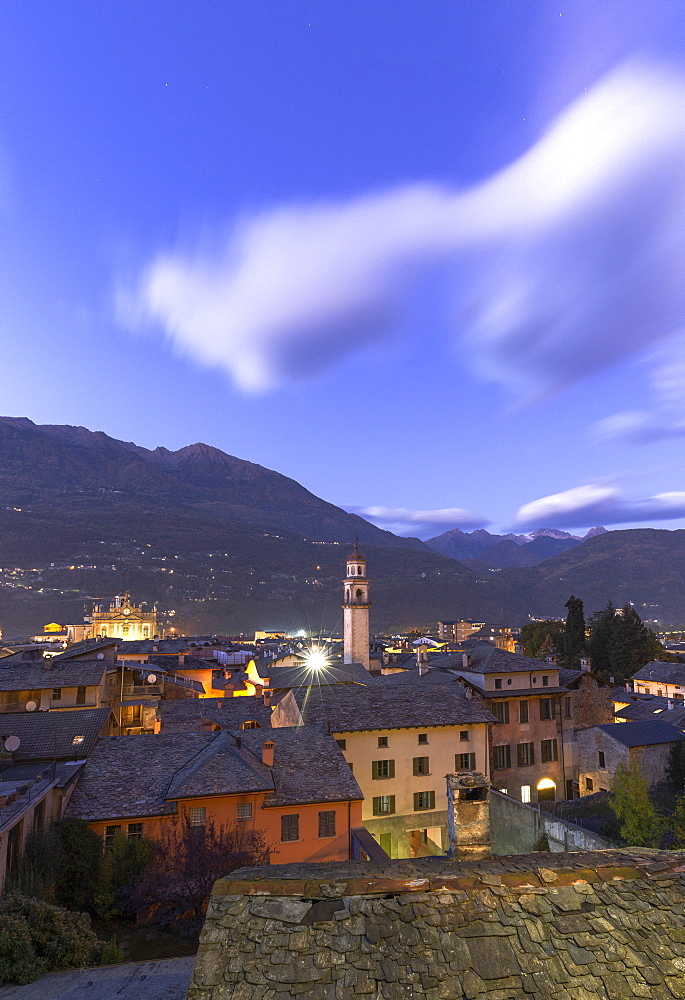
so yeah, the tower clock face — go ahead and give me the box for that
[122,608,131,616]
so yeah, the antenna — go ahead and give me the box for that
[4,736,20,752]
[97,652,105,660]
[146,673,157,684]
[25,701,37,712]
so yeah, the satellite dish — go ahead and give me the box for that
[146,673,157,684]
[97,653,105,660]
[25,701,37,712]
[4,736,20,752]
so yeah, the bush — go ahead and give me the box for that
[0,896,121,985]
[0,913,42,985]
[54,819,103,912]
[94,830,155,919]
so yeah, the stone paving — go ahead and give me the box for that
[0,957,194,1000]
[188,849,685,999]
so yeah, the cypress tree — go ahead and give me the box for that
[587,601,617,679]
[563,595,585,669]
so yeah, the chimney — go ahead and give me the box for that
[417,645,428,675]
[668,699,674,711]
[178,653,185,667]
[262,740,275,767]
[580,657,591,673]
[263,690,272,707]
[462,653,472,669]
[446,771,491,861]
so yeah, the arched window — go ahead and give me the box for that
[357,566,362,575]
[356,588,363,601]
[241,720,260,730]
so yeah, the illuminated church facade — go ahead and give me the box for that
[87,592,158,640]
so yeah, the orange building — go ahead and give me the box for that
[65,727,362,864]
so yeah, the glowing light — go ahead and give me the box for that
[304,648,328,671]
[536,778,556,790]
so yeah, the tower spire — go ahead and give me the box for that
[342,541,370,670]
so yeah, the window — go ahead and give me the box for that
[585,777,594,792]
[413,791,435,811]
[456,752,476,770]
[492,744,511,770]
[542,676,549,687]
[564,698,572,718]
[539,699,553,721]
[72,735,85,746]
[459,730,469,741]
[517,742,535,767]
[237,803,253,821]
[541,739,558,763]
[495,679,502,689]
[281,814,299,842]
[492,701,509,724]
[518,700,529,724]
[377,736,388,748]
[418,733,428,745]
[241,720,259,729]
[52,688,62,701]
[188,807,206,827]
[127,823,143,839]
[657,689,663,697]
[76,686,86,705]
[318,811,336,838]
[598,751,606,769]
[335,739,347,750]
[372,795,395,815]
[521,785,531,803]
[498,788,508,795]
[104,825,121,848]
[372,759,395,779]
[413,756,430,776]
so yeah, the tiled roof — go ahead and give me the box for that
[0,661,107,691]
[428,643,549,674]
[51,639,117,661]
[369,666,463,686]
[236,727,363,807]
[632,660,685,684]
[0,707,111,761]
[265,661,370,689]
[66,727,362,822]
[158,697,273,733]
[293,682,496,732]
[597,720,685,748]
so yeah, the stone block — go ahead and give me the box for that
[249,898,313,924]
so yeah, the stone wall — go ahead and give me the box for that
[489,789,615,855]
[188,849,685,1000]
[577,727,678,796]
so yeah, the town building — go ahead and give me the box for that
[286,683,494,859]
[631,661,685,700]
[0,659,109,714]
[438,620,485,643]
[87,592,159,640]
[66,727,363,864]
[577,720,685,795]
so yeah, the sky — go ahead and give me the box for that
[3,1,685,539]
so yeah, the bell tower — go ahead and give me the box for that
[342,539,370,670]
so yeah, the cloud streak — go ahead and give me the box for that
[126,61,685,403]
[353,505,489,539]
[515,484,685,530]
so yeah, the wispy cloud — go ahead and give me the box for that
[515,484,685,530]
[353,505,488,539]
[124,61,685,403]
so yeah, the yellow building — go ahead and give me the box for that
[87,592,158,640]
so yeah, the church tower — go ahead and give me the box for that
[342,539,370,670]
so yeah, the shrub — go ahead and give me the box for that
[0,913,42,985]
[54,818,103,912]
[0,896,121,985]
[94,830,155,919]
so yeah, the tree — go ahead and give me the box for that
[124,815,272,931]
[93,830,154,919]
[587,600,670,684]
[563,595,585,669]
[669,796,685,849]
[610,759,662,847]
[54,819,103,913]
[520,620,564,659]
[587,601,617,679]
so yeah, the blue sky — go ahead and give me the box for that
[3,1,685,538]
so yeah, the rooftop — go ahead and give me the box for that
[429,642,556,675]
[66,726,361,822]
[633,660,685,684]
[596,720,685,748]
[294,682,496,732]
[157,696,273,733]
[0,660,107,691]
[0,707,110,760]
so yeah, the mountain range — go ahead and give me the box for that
[426,526,608,569]
[0,417,682,636]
